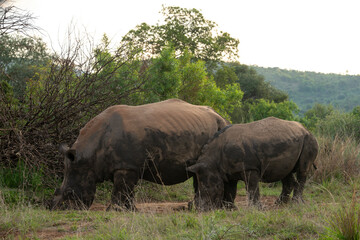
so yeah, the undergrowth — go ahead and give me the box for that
[1,134,360,239]
[324,188,360,240]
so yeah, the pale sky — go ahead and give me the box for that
[10,0,360,74]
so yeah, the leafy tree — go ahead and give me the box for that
[212,62,289,123]
[316,110,360,142]
[301,103,334,130]
[134,46,243,120]
[213,64,238,89]
[0,34,50,99]
[196,80,243,120]
[352,106,360,117]
[231,63,288,102]
[248,99,299,121]
[121,6,239,63]
[177,49,207,103]
[144,45,181,102]
[176,49,243,120]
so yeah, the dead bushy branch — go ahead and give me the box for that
[0,1,39,36]
[0,28,148,185]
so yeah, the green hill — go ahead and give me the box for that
[253,66,360,113]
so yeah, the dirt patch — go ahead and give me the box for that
[89,195,279,213]
[6,223,80,240]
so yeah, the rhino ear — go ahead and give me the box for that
[59,144,76,162]
[187,162,206,174]
[59,144,69,154]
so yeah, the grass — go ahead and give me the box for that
[324,188,360,240]
[1,179,359,240]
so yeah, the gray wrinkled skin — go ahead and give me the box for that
[187,117,318,211]
[50,99,229,211]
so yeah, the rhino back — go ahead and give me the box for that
[72,99,228,184]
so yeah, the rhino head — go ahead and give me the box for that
[50,144,96,210]
[187,162,224,211]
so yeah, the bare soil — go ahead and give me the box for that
[90,195,279,213]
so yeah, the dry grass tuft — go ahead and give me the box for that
[327,188,360,240]
[311,135,360,183]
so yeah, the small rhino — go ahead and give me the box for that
[187,117,318,211]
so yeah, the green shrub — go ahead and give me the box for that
[316,110,360,142]
[247,99,299,122]
[0,161,54,205]
[0,161,43,190]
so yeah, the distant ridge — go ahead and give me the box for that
[252,66,360,113]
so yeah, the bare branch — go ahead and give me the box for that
[0,26,149,181]
[0,2,40,36]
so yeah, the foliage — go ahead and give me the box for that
[0,161,54,205]
[0,33,145,180]
[0,34,50,98]
[325,190,360,240]
[137,46,243,121]
[213,63,238,89]
[316,108,360,142]
[0,160,42,190]
[211,62,290,123]
[143,45,181,102]
[352,106,360,117]
[233,63,288,103]
[247,99,299,121]
[196,78,243,121]
[121,6,239,63]
[177,49,208,103]
[301,103,334,131]
[254,66,360,113]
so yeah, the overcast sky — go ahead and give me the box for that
[11,0,360,75]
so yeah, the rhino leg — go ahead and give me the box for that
[276,173,296,205]
[245,171,261,208]
[188,176,200,210]
[292,172,306,203]
[292,134,318,204]
[223,180,238,210]
[107,169,138,211]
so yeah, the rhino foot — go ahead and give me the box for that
[248,201,264,210]
[275,196,291,205]
[222,201,238,211]
[292,196,305,204]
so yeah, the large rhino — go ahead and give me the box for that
[51,99,229,210]
[187,117,318,211]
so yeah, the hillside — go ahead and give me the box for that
[253,66,360,113]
